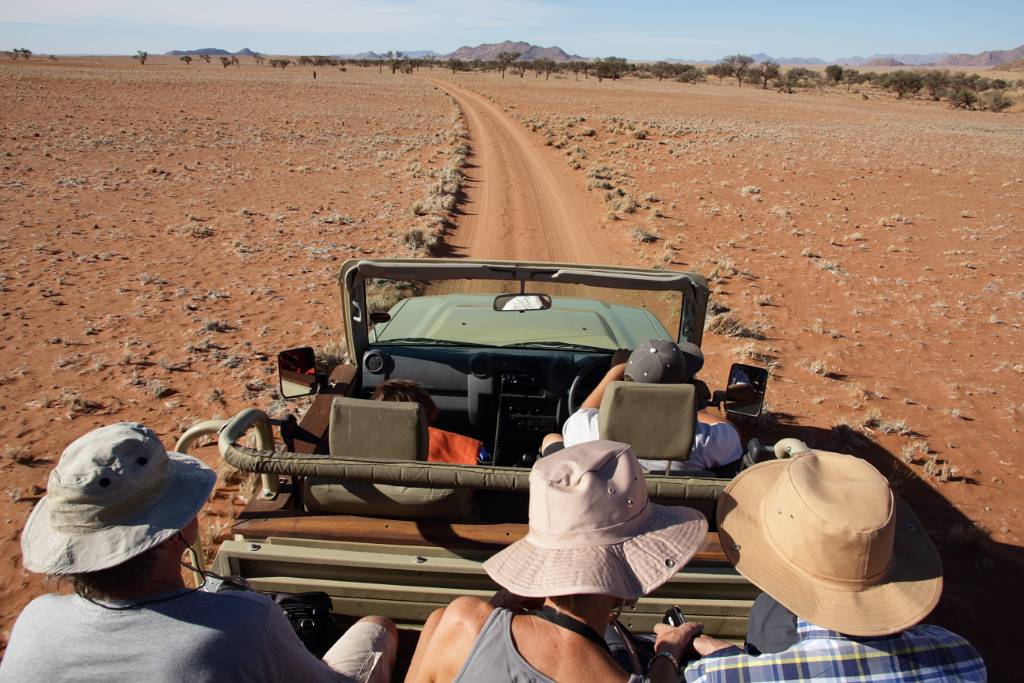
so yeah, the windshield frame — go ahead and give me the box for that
[341,258,709,362]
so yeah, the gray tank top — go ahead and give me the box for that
[453,607,645,683]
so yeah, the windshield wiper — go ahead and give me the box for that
[502,341,611,352]
[374,337,493,348]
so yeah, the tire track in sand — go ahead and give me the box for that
[426,78,605,275]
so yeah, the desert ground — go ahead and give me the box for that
[1,56,1022,675]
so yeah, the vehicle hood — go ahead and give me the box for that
[369,294,669,349]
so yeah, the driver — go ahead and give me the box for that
[542,340,743,473]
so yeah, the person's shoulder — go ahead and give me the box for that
[906,623,981,651]
[11,593,73,625]
[199,587,275,607]
[443,596,495,629]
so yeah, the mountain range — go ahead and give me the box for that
[163,42,1024,68]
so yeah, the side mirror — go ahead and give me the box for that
[723,363,768,418]
[278,347,319,399]
[493,293,552,312]
[369,311,391,324]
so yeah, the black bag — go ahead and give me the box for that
[271,591,339,657]
[215,576,339,657]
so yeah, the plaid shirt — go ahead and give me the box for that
[683,619,986,682]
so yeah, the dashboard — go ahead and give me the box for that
[359,345,608,465]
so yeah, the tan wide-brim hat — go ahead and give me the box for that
[718,451,942,636]
[22,423,216,575]
[484,440,708,599]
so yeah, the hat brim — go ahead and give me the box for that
[718,456,943,636]
[483,503,707,599]
[22,452,216,575]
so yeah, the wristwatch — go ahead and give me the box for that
[649,650,680,671]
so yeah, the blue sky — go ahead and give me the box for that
[1,1,1021,60]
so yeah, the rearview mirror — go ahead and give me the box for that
[723,363,768,418]
[493,293,552,312]
[278,347,319,399]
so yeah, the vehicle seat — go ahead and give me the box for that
[302,397,475,520]
[599,381,714,477]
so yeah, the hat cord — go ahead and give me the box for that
[76,533,210,611]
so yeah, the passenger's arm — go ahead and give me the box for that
[580,349,631,410]
[697,408,731,425]
[649,622,703,683]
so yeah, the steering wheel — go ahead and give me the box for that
[567,356,611,414]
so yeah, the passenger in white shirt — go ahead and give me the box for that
[542,340,742,473]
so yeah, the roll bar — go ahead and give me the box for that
[215,409,727,503]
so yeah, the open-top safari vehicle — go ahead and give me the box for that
[178,258,805,659]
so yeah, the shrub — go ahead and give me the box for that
[884,71,923,98]
[948,88,978,110]
[631,228,657,243]
[824,64,844,83]
[979,89,1012,112]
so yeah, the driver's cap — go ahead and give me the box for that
[625,340,702,384]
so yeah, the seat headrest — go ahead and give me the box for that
[599,381,696,462]
[329,397,428,461]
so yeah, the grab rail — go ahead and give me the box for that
[216,409,726,502]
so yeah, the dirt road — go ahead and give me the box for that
[425,78,605,264]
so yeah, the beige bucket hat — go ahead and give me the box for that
[717,451,942,636]
[483,440,708,599]
[22,422,216,575]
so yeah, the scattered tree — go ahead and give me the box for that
[511,61,528,78]
[707,62,733,83]
[824,64,844,84]
[16,47,32,60]
[134,51,148,65]
[3,50,16,60]
[179,55,192,65]
[754,60,780,89]
[841,68,861,92]
[722,54,754,86]
[447,58,465,74]
[200,54,211,63]
[253,52,265,66]
[594,56,627,82]
[495,51,520,79]
[220,56,232,68]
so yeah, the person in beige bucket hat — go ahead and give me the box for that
[406,440,710,683]
[679,450,986,682]
[2,422,398,683]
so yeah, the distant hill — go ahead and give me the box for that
[445,41,581,62]
[837,53,946,66]
[863,57,905,67]
[749,53,826,65]
[838,44,1024,68]
[1000,58,1024,71]
[336,50,439,60]
[234,48,258,57]
[939,43,1024,67]
[165,48,232,56]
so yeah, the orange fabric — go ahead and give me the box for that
[427,427,480,465]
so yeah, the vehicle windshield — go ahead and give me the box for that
[366,278,683,351]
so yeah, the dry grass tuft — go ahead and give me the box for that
[705,312,765,340]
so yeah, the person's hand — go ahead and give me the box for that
[607,363,627,381]
[652,621,703,661]
[692,634,734,657]
[489,589,543,612]
[611,348,632,367]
